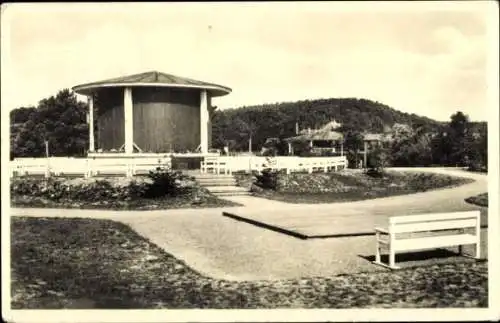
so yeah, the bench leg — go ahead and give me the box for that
[458,244,463,255]
[389,249,396,269]
[475,241,481,259]
[375,232,381,264]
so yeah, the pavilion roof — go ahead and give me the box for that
[72,71,232,97]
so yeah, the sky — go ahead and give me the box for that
[1,2,497,121]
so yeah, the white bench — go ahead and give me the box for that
[374,211,481,269]
[200,157,231,175]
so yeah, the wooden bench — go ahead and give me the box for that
[201,157,231,175]
[374,211,481,269]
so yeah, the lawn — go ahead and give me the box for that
[11,217,488,309]
[236,170,475,204]
[465,193,488,207]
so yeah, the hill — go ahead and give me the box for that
[10,90,485,170]
[212,97,442,151]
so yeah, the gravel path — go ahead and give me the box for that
[10,167,488,281]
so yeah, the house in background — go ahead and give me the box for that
[285,120,344,156]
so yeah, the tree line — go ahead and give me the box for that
[9,89,487,170]
[358,113,487,171]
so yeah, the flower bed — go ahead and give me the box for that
[11,168,239,210]
[236,169,474,204]
[465,193,488,207]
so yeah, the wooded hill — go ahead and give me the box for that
[212,98,442,151]
[10,90,486,170]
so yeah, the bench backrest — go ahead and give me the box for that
[389,211,480,234]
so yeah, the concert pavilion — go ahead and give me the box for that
[72,71,232,156]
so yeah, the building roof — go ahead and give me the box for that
[363,133,384,141]
[286,129,344,142]
[318,120,342,132]
[72,71,232,97]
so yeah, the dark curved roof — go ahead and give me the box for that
[72,71,232,97]
[286,129,344,142]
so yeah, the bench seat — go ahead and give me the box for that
[392,233,477,251]
[374,211,481,269]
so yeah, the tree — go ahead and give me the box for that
[10,89,89,158]
[10,106,36,124]
[366,141,390,176]
[465,122,487,170]
[343,129,363,168]
[388,123,433,166]
[210,97,441,156]
[448,111,470,166]
[262,137,288,156]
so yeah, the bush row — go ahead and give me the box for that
[252,170,472,194]
[11,167,196,202]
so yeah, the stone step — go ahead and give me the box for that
[213,191,251,197]
[196,178,237,183]
[204,185,249,193]
[198,182,238,187]
[193,173,234,177]
[195,175,236,180]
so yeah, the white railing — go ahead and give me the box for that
[10,156,172,178]
[200,156,348,174]
[11,155,348,178]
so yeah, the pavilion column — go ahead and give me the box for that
[88,95,95,153]
[124,87,134,154]
[200,90,209,154]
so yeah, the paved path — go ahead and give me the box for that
[10,168,488,281]
[223,167,488,237]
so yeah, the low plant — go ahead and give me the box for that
[11,166,193,202]
[254,168,279,190]
[11,177,151,202]
[465,193,488,207]
[366,144,389,177]
[146,167,191,197]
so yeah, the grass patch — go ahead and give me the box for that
[11,217,488,309]
[240,170,474,204]
[465,193,488,207]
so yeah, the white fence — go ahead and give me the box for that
[10,155,348,177]
[10,156,171,178]
[201,156,348,174]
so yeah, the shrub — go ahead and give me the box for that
[467,162,487,173]
[366,144,389,177]
[11,167,197,203]
[11,177,44,196]
[125,180,149,200]
[146,167,190,197]
[465,193,488,207]
[365,168,385,178]
[11,177,151,202]
[254,168,279,190]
